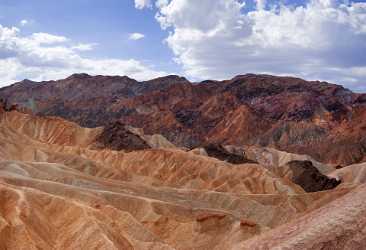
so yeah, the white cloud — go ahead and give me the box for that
[134,0,152,9]
[155,0,169,8]
[71,43,98,51]
[138,0,366,92]
[30,33,69,44]
[129,32,145,40]
[0,24,167,87]
[19,19,28,26]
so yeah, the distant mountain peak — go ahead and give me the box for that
[145,74,188,83]
[66,73,92,80]
[18,79,36,85]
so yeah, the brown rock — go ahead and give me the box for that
[196,213,227,222]
[94,121,150,151]
[285,160,341,192]
[240,219,257,228]
[202,143,258,164]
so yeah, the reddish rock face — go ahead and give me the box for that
[240,219,257,228]
[0,99,5,112]
[196,213,227,222]
[1,73,366,165]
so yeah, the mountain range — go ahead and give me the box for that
[1,73,366,165]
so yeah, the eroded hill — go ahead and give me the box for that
[1,101,366,249]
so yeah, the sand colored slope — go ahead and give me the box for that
[0,182,172,250]
[243,145,336,174]
[0,110,101,147]
[0,159,351,250]
[235,183,366,250]
[329,162,366,186]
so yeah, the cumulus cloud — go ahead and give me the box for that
[129,32,145,40]
[139,0,366,92]
[0,24,166,86]
[134,0,152,9]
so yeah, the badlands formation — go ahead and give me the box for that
[0,75,366,249]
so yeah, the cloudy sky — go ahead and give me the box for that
[0,0,365,92]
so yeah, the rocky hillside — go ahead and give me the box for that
[1,73,366,165]
[2,103,366,249]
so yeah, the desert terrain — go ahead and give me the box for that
[1,75,366,249]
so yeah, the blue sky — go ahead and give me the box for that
[0,0,366,92]
[0,0,180,73]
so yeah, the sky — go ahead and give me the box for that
[0,0,366,92]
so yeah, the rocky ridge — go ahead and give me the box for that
[1,73,366,165]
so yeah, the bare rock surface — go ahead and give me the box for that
[202,143,258,164]
[281,160,341,192]
[94,121,151,151]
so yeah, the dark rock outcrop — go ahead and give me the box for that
[94,121,150,152]
[286,160,341,192]
[203,144,257,164]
